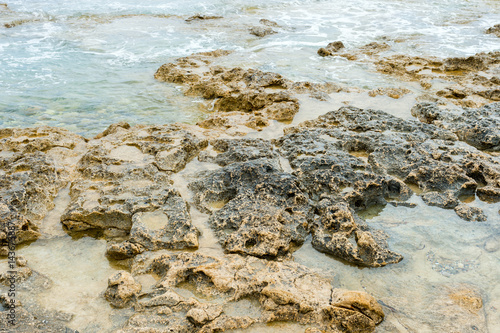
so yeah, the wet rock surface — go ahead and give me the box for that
[249,26,277,37]
[61,123,205,252]
[412,102,500,151]
[114,252,384,333]
[318,41,345,57]
[277,106,499,222]
[154,50,345,130]
[374,51,500,107]
[486,24,500,37]
[104,271,142,308]
[185,14,223,22]
[189,159,311,258]
[198,138,278,166]
[0,127,85,250]
[1,64,499,332]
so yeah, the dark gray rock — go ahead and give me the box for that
[411,102,500,151]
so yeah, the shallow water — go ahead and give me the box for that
[1,0,499,135]
[294,194,500,332]
[1,1,500,332]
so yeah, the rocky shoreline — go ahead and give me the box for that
[1,49,499,332]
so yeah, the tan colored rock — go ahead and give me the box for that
[121,252,385,332]
[318,41,345,57]
[448,287,483,315]
[104,271,142,308]
[155,50,345,130]
[0,127,86,247]
[249,26,277,37]
[61,123,203,252]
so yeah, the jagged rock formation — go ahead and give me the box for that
[60,123,206,254]
[115,252,385,333]
[154,50,344,130]
[0,127,86,254]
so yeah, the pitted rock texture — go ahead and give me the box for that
[0,127,85,249]
[277,106,499,221]
[154,51,345,129]
[61,123,205,252]
[104,271,142,308]
[198,138,278,166]
[115,252,384,333]
[189,134,402,266]
[412,102,500,151]
[189,159,311,258]
[375,51,500,107]
[311,198,403,267]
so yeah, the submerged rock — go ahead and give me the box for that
[104,271,142,308]
[61,123,205,252]
[117,252,385,332]
[0,127,85,251]
[249,26,277,37]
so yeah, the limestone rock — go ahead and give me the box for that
[259,19,279,27]
[318,41,345,57]
[486,24,500,37]
[155,51,341,129]
[249,26,277,37]
[278,106,498,222]
[198,138,278,166]
[412,102,500,151]
[185,14,222,22]
[454,204,487,222]
[123,252,386,332]
[104,271,142,308]
[311,199,403,267]
[189,159,311,258]
[0,127,85,247]
[61,124,204,251]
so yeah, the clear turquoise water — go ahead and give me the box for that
[1,0,499,135]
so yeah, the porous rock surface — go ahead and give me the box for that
[375,51,500,107]
[0,127,86,253]
[189,135,403,266]
[115,252,384,333]
[411,102,500,152]
[278,106,499,221]
[154,50,344,129]
[60,123,206,255]
[189,159,312,259]
[104,271,142,308]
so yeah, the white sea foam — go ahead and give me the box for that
[0,0,499,134]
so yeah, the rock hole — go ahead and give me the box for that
[245,239,257,248]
